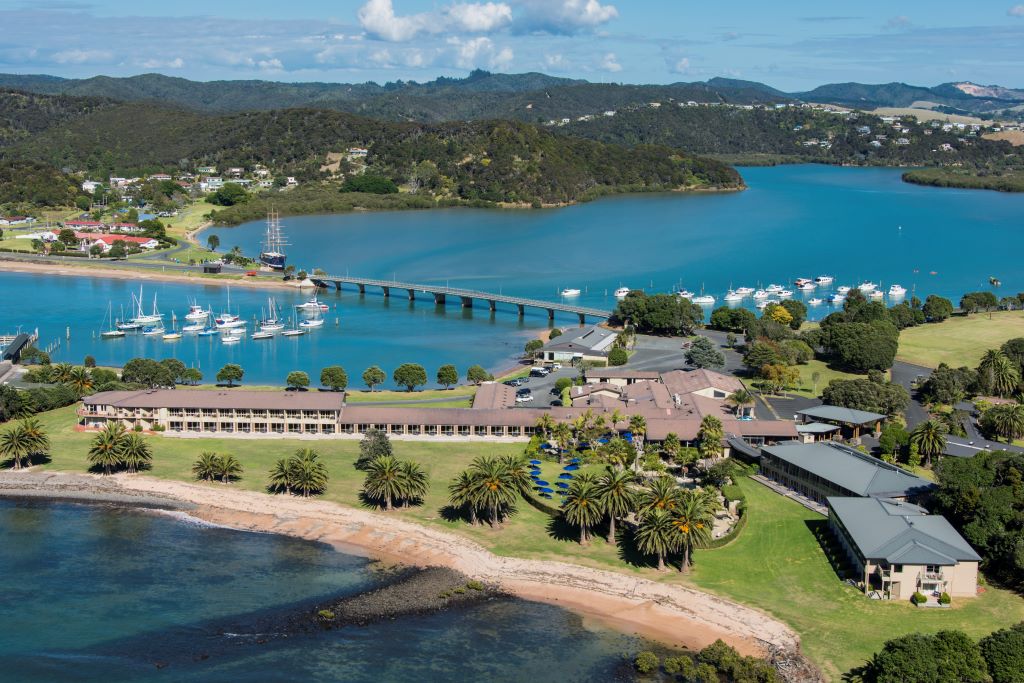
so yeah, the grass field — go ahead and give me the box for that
[12,408,1024,680]
[790,358,866,398]
[897,311,1024,368]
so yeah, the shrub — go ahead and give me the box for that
[939,592,951,605]
[317,609,335,621]
[554,377,572,392]
[465,580,484,591]
[662,656,694,677]
[634,651,660,674]
[911,591,928,605]
[83,355,96,368]
[608,348,628,366]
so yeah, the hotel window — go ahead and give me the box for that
[303,410,317,418]
[304,424,317,434]
[289,424,301,433]
[407,425,421,435]
[169,421,183,431]
[272,423,285,434]
[236,409,251,418]
[203,422,217,432]
[442,425,454,436]
[186,409,199,417]
[320,411,335,419]
[321,424,335,434]
[458,426,470,436]
[492,426,506,436]
[202,409,217,418]
[269,410,284,418]
[892,564,903,573]
[358,424,370,433]
[237,423,251,433]
[254,423,268,433]
[287,410,301,418]
[524,426,536,435]
[169,409,183,418]
[220,422,234,433]
[424,425,437,436]
[187,421,200,431]
[474,426,487,436]
[509,426,521,437]
[388,424,403,435]
[340,424,354,434]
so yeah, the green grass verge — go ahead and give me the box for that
[898,311,1024,368]
[781,359,865,399]
[12,408,1024,680]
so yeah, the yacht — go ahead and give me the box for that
[869,290,885,300]
[808,297,824,306]
[756,299,776,310]
[723,290,744,302]
[794,278,813,288]
[296,296,328,312]
[778,289,794,298]
[116,321,141,331]
[560,288,581,297]
[734,286,754,296]
[888,284,907,298]
[222,334,241,344]
[299,314,325,328]
[251,330,275,340]
[614,287,631,298]
[797,281,816,291]
[691,294,716,305]
[259,209,288,270]
[857,281,878,292]
[132,290,163,325]
[141,325,164,336]
[814,275,834,285]
[752,289,769,300]
[259,298,285,331]
[216,318,246,330]
[100,302,125,338]
[162,331,182,341]
[184,302,211,322]
[182,319,206,333]
[836,285,851,294]
[197,327,218,337]
[828,293,846,304]
[676,289,695,299]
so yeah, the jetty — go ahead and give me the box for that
[311,275,612,323]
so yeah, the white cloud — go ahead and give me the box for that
[447,36,514,69]
[514,0,618,34]
[257,58,284,71]
[447,2,513,32]
[544,53,566,69]
[1009,5,1024,16]
[672,57,690,73]
[599,51,621,72]
[885,15,912,29]
[141,57,185,69]
[358,0,432,41]
[52,48,113,64]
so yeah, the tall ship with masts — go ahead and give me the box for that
[259,209,288,270]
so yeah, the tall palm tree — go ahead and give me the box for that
[88,422,126,475]
[725,389,755,417]
[628,414,647,453]
[552,422,572,463]
[910,419,947,467]
[498,454,532,495]
[67,366,94,395]
[363,455,403,510]
[698,415,725,460]
[635,508,678,571]
[535,414,555,441]
[51,362,75,385]
[398,460,429,508]
[672,489,718,573]
[119,433,152,474]
[595,467,636,545]
[987,404,1024,442]
[469,455,518,526]
[562,476,604,545]
[20,417,49,466]
[978,351,1021,397]
[193,452,220,482]
[290,448,329,497]
[601,436,634,470]
[268,457,294,494]
[217,454,243,483]
[609,409,625,433]
[1,422,31,470]
[638,476,681,514]
[448,470,480,525]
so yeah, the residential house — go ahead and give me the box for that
[537,326,618,364]
[71,233,159,253]
[0,216,35,226]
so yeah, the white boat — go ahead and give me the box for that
[217,319,247,331]
[162,332,182,341]
[560,288,581,297]
[869,290,885,300]
[614,287,631,298]
[260,298,286,331]
[251,330,275,340]
[734,287,754,296]
[182,322,205,333]
[794,278,813,287]
[828,293,846,304]
[797,282,816,291]
[222,334,241,344]
[299,316,325,328]
[296,295,329,312]
[808,298,824,306]
[132,290,163,325]
[141,325,164,336]
[100,302,125,338]
[756,299,776,310]
[857,281,878,292]
[691,295,716,305]
[888,284,907,297]
[778,289,794,298]
[282,328,305,337]
[752,289,769,300]
[765,284,784,293]
[676,289,694,299]
[836,285,851,294]
[815,275,834,285]
[724,290,744,302]
[184,301,210,322]
[116,321,141,331]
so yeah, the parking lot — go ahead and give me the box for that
[507,365,577,407]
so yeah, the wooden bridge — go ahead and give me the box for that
[311,275,613,323]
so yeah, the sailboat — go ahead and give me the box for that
[197,312,218,336]
[184,299,211,321]
[215,287,246,330]
[281,315,306,337]
[132,288,163,325]
[260,298,285,332]
[163,311,182,340]
[299,308,325,328]
[100,302,125,338]
[259,209,288,270]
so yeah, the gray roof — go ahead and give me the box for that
[541,325,618,354]
[795,422,841,434]
[761,442,934,498]
[828,497,981,564]
[797,405,885,425]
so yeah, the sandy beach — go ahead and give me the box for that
[0,470,813,673]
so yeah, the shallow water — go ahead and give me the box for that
[0,499,642,682]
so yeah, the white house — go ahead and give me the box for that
[81,180,101,194]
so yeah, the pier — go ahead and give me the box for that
[310,275,612,323]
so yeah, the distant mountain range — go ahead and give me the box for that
[1,70,1020,122]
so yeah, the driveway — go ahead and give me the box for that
[892,361,932,430]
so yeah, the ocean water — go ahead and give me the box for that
[0,499,642,683]
[4,165,1022,386]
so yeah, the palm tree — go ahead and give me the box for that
[601,436,634,470]
[1,422,31,469]
[363,455,404,510]
[978,351,1021,397]
[67,366,94,395]
[609,409,624,433]
[910,419,947,467]
[398,460,429,508]
[660,433,682,463]
[20,417,49,466]
[638,476,681,514]
[192,451,220,482]
[698,415,725,460]
[469,455,518,526]
[290,448,329,497]
[595,467,636,544]
[217,454,243,483]
[51,362,75,384]
[672,489,718,573]
[535,414,555,441]
[498,454,532,495]
[562,476,604,545]
[635,509,678,571]
[448,470,481,525]
[268,458,294,494]
[725,389,755,417]
[986,404,1024,442]
[552,422,573,463]
[88,423,126,475]
[628,414,647,453]
[119,433,152,474]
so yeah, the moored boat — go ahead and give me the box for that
[808,297,824,306]
[184,301,210,322]
[836,285,851,294]
[252,330,275,339]
[560,288,581,297]
[259,209,288,270]
[614,287,631,298]
[691,295,715,305]
[765,284,784,293]
[814,275,833,285]
[222,334,241,344]
[888,284,907,297]
[724,290,743,302]
[752,289,769,300]
[856,281,877,292]
[734,286,754,296]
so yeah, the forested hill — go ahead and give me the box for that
[0,91,743,207]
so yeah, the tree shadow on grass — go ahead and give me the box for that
[545,514,580,543]
[614,523,662,570]
[439,504,470,524]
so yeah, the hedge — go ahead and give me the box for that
[523,492,561,517]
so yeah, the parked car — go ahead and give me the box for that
[515,394,535,403]
[529,367,550,377]
[516,387,532,396]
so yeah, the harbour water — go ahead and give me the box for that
[4,165,1022,386]
[0,499,642,683]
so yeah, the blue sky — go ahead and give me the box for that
[2,0,1023,89]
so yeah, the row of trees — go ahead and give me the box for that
[87,423,152,474]
[0,418,49,469]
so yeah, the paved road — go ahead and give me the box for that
[891,361,933,430]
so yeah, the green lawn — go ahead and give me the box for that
[789,358,866,398]
[689,479,1024,680]
[898,311,1024,368]
[15,408,1024,681]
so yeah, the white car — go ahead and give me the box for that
[515,394,535,403]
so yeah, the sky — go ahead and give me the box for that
[1,1,1023,90]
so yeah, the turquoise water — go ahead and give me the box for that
[4,165,1022,386]
[0,499,641,682]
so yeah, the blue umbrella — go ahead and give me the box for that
[569,458,581,464]
[559,473,574,480]
[541,493,553,499]
[534,480,549,486]
[563,465,579,471]
[529,459,542,465]
[538,487,554,493]
[529,469,542,475]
